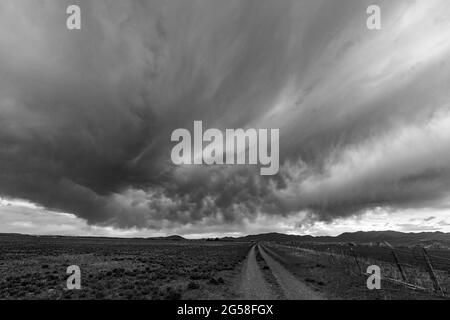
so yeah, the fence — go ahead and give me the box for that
[277,241,450,296]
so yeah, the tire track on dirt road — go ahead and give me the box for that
[240,245,277,299]
[258,245,324,300]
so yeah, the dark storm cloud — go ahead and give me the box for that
[1,0,450,231]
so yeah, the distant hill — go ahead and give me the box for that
[237,232,317,243]
[164,235,186,241]
[225,231,450,246]
[147,235,186,241]
[0,231,448,246]
[0,233,187,242]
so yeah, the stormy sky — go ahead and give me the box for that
[1,0,450,237]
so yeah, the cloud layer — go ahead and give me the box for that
[1,0,450,234]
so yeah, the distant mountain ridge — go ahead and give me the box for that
[1,230,449,245]
[0,233,187,241]
[226,230,450,245]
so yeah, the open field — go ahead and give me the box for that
[281,241,450,272]
[262,242,449,299]
[273,241,450,292]
[0,234,448,300]
[0,234,251,300]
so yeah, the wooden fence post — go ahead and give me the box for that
[422,248,443,295]
[350,247,362,274]
[391,250,407,282]
[384,241,408,282]
[328,248,336,265]
[340,248,348,268]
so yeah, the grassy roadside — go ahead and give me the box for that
[262,243,445,300]
[254,245,284,299]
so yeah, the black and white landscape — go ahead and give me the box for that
[0,0,449,300]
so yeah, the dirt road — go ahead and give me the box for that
[240,245,277,299]
[239,244,324,300]
[258,245,324,300]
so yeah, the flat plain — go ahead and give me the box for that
[0,234,250,300]
[0,234,448,300]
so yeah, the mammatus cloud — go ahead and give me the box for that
[1,0,450,235]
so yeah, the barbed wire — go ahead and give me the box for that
[276,242,449,296]
[286,242,450,270]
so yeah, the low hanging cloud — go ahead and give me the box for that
[1,0,450,233]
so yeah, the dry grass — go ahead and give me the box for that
[0,235,251,300]
[264,242,448,300]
